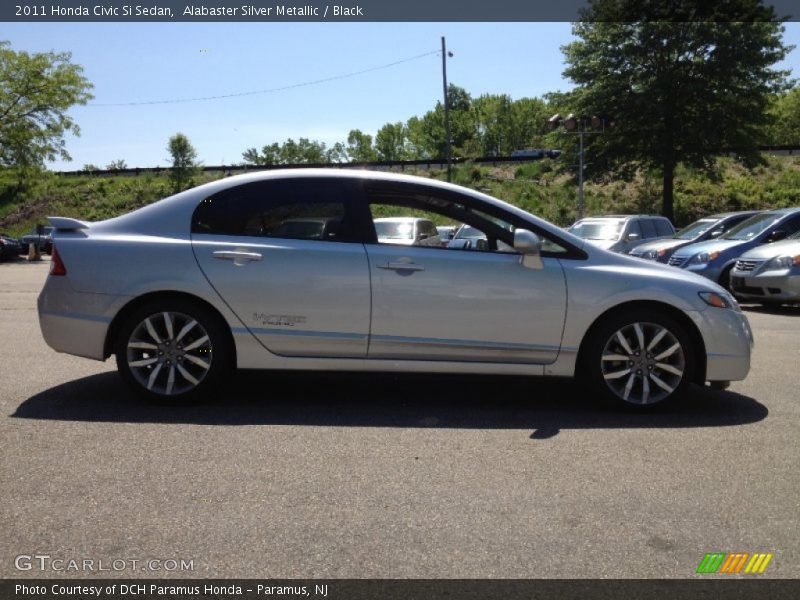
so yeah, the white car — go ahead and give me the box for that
[38,170,752,408]
[374,217,441,247]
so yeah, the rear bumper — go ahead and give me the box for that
[38,277,126,361]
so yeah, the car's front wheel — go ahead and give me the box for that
[115,299,233,402]
[584,310,695,408]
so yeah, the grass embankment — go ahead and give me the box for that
[1,155,799,236]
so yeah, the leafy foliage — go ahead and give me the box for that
[0,41,93,169]
[167,133,199,192]
[561,0,792,219]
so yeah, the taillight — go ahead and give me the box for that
[50,245,67,276]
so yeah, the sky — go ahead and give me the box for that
[4,22,800,170]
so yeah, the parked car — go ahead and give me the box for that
[667,208,800,289]
[447,224,489,251]
[629,212,760,263]
[373,217,441,247]
[0,233,25,260]
[510,149,561,159]
[730,229,800,305]
[38,170,752,408]
[20,225,54,254]
[568,215,675,254]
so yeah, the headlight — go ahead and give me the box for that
[690,251,720,265]
[769,254,800,269]
[699,291,741,311]
[640,249,658,260]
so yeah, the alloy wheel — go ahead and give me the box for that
[600,322,685,405]
[125,311,213,396]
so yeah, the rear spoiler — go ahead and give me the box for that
[47,217,91,231]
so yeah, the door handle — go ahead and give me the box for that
[212,250,263,263]
[379,261,425,272]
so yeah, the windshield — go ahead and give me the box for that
[568,220,623,241]
[722,213,780,241]
[375,221,414,240]
[789,230,800,240]
[675,219,717,240]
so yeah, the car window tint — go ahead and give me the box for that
[654,219,673,236]
[192,179,357,242]
[780,214,800,235]
[639,219,657,238]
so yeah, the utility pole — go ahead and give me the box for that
[441,36,452,182]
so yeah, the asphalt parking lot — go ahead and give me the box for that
[1,258,798,579]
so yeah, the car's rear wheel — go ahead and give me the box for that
[584,310,695,409]
[115,299,233,402]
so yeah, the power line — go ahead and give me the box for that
[89,49,441,107]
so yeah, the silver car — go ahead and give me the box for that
[730,229,800,305]
[38,170,752,408]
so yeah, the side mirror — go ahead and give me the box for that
[625,232,640,242]
[418,232,430,240]
[514,229,543,269]
[710,229,723,238]
[767,230,787,242]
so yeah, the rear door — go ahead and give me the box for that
[191,178,371,358]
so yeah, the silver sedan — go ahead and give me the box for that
[38,170,752,408]
[731,230,800,305]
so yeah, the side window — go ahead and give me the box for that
[777,215,800,236]
[654,219,674,236]
[626,220,643,239]
[639,219,657,238]
[191,179,358,242]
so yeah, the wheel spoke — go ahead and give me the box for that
[176,363,199,386]
[622,373,636,400]
[163,312,174,339]
[165,366,176,395]
[147,363,163,390]
[183,335,209,352]
[633,323,645,350]
[183,353,210,370]
[604,368,632,380]
[654,342,680,361]
[646,328,668,352]
[128,341,158,350]
[144,318,161,343]
[642,375,650,404]
[175,319,197,343]
[602,353,629,361]
[129,357,158,368]
[615,331,634,355]
[649,372,674,394]
[655,362,683,377]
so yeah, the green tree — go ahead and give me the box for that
[375,122,409,160]
[167,133,199,193]
[767,87,800,145]
[561,1,791,220]
[106,159,127,170]
[346,129,376,162]
[0,41,93,169]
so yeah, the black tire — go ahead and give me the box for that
[582,309,696,410]
[719,264,734,292]
[114,298,233,403]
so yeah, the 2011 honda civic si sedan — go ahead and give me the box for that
[38,170,753,408]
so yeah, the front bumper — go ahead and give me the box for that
[688,307,753,382]
[731,269,800,303]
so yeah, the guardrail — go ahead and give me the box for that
[55,145,800,178]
